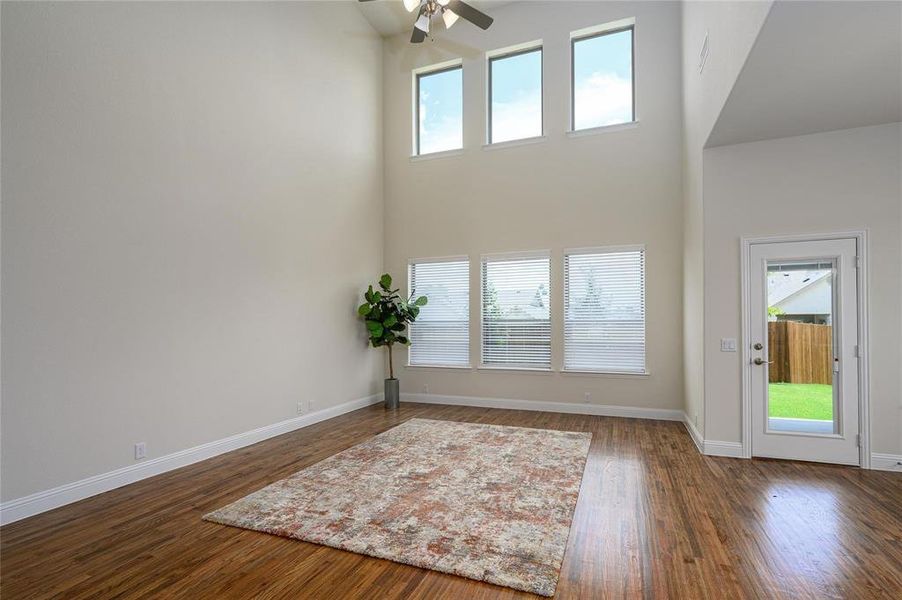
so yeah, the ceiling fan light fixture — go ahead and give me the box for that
[437,0,450,6]
[442,8,459,29]
[414,13,431,33]
[403,0,421,13]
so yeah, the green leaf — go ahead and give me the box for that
[365,321,384,337]
[396,336,410,345]
[383,314,398,328]
[379,274,392,290]
[357,303,371,316]
[409,306,420,318]
[415,296,428,306]
[365,285,374,303]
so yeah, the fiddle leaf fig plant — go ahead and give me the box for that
[358,273,427,379]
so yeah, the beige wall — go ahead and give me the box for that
[383,2,684,410]
[702,124,902,453]
[680,0,773,434]
[0,1,384,501]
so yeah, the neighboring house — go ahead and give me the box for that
[767,269,832,324]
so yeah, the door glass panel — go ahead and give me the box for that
[766,261,836,434]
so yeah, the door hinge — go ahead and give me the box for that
[854,255,861,269]
[856,434,861,448]
[853,345,859,358]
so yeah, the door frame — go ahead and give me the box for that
[740,231,870,467]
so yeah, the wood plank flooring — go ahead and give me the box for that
[2,403,901,599]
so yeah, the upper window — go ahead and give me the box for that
[481,253,551,369]
[488,45,542,144]
[408,258,470,367]
[564,247,646,373]
[571,22,634,131]
[416,64,463,155]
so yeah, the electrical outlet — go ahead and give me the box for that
[297,401,304,415]
[423,383,429,394]
[134,442,146,460]
[306,398,312,413]
[584,392,591,404]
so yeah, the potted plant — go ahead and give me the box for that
[358,273,427,409]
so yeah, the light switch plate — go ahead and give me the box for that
[721,338,737,352]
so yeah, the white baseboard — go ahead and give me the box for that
[871,453,902,472]
[679,419,900,468]
[0,393,383,526]
[682,413,704,453]
[402,392,684,421]
[702,440,746,458]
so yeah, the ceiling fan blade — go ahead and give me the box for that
[446,0,493,30]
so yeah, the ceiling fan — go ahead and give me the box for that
[359,0,494,43]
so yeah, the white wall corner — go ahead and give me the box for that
[683,413,704,453]
[0,393,384,526]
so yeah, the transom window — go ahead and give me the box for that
[488,44,543,144]
[571,21,635,131]
[415,63,463,155]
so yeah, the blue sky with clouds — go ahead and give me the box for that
[418,28,633,153]
[490,49,542,143]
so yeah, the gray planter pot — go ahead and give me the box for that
[384,378,400,410]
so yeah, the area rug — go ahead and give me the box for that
[203,418,591,596]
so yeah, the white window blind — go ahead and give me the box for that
[564,248,646,373]
[408,259,470,367]
[481,253,551,369]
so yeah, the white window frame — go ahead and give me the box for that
[407,255,471,369]
[412,59,464,157]
[479,250,552,372]
[486,40,544,146]
[569,17,637,135]
[562,244,648,376]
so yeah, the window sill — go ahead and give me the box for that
[478,365,553,374]
[406,364,473,371]
[482,135,546,151]
[560,369,650,378]
[410,148,465,162]
[567,120,639,138]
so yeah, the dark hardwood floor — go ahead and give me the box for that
[2,403,901,599]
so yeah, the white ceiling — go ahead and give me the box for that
[707,1,902,148]
[356,0,514,37]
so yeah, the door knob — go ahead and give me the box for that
[753,342,763,350]
[753,357,773,366]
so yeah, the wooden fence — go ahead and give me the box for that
[768,321,833,384]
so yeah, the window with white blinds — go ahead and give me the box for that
[564,247,646,373]
[481,253,551,369]
[408,258,470,367]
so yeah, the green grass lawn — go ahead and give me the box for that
[768,383,833,420]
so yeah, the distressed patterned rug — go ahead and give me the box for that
[203,418,591,596]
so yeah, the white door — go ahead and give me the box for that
[748,238,860,465]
